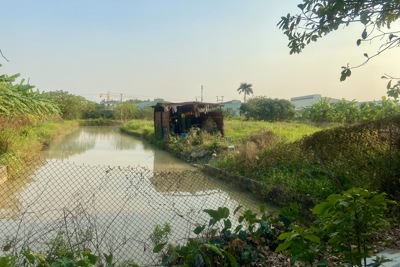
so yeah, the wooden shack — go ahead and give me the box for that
[153,102,224,140]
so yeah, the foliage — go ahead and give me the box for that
[314,188,395,266]
[113,102,139,121]
[154,205,284,266]
[0,121,78,178]
[240,96,295,122]
[121,119,154,136]
[44,90,95,120]
[301,97,400,123]
[222,108,239,119]
[237,83,253,103]
[0,67,60,119]
[83,103,114,120]
[278,0,400,96]
[151,223,171,253]
[277,189,396,266]
[214,116,400,209]
[0,247,137,267]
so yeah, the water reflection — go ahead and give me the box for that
[0,126,268,265]
[44,127,195,172]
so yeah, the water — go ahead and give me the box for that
[0,126,271,265]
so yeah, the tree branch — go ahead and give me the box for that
[0,49,9,62]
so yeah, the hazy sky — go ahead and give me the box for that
[1,1,399,103]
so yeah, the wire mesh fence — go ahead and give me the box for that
[0,158,261,266]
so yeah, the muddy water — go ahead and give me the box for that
[0,127,273,265]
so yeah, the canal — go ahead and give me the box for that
[0,126,269,265]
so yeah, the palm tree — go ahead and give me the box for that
[237,83,253,103]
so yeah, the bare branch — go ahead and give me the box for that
[0,49,9,62]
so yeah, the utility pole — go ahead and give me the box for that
[201,85,203,103]
[216,96,224,103]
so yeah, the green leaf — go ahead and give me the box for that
[218,207,230,219]
[362,28,367,39]
[22,250,35,264]
[278,232,293,240]
[275,241,292,252]
[82,250,98,264]
[194,225,206,235]
[234,224,243,234]
[259,203,266,213]
[233,205,243,215]
[223,219,232,230]
[224,251,238,267]
[201,243,223,257]
[279,213,292,227]
[356,39,361,46]
[304,234,321,243]
[203,209,221,222]
[293,226,304,235]
[153,242,167,253]
[387,80,392,90]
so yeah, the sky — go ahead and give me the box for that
[1,0,399,103]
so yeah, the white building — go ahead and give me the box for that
[290,94,340,110]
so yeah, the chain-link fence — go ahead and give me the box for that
[0,158,261,266]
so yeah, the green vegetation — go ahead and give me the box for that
[0,120,78,178]
[278,0,400,97]
[121,119,154,137]
[0,68,79,177]
[0,67,59,118]
[300,97,400,123]
[153,188,395,266]
[224,120,323,142]
[213,116,400,209]
[237,82,254,103]
[240,97,296,122]
[277,188,395,267]
[0,231,139,267]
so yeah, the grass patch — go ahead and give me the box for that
[0,120,79,178]
[121,119,154,135]
[224,120,324,142]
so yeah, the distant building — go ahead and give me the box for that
[221,100,242,116]
[290,94,340,110]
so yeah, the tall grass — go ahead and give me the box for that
[0,120,78,178]
[224,120,324,142]
[121,119,154,135]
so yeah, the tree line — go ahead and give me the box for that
[0,68,154,125]
[238,96,400,123]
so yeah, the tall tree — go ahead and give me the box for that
[278,0,400,98]
[237,83,254,103]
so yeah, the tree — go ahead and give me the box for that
[237,83,254,103]
[45,90,92,120]
[113,101,139,121]
[240,96,295,121]
[278,0,400,98]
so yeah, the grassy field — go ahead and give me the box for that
[224,120,324,142]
